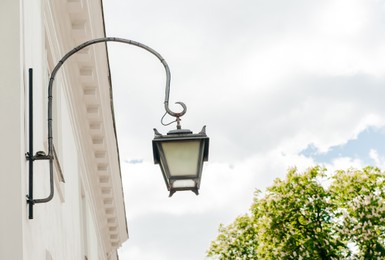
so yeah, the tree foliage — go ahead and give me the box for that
[207,166,385,259]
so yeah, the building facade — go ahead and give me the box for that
[0,0,128,259]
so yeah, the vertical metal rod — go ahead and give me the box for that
[28,68,33,219]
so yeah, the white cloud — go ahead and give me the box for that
[103,0,385,259]
[316,0,369,36]
[369,149,381,165]
[327,157,365,171]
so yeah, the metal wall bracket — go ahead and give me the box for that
[27,37,187,219]
[26,151,52,161]
[26,69,53,219]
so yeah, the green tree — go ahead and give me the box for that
[207,166,385,259]
[330,167,385,259]
[208,214,258,259]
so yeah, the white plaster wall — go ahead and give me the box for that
[0,0,125,259]
[20,0,106,259]
[22,83,84,260]
[0,0,24,259]
[21,58,104,260]
[84,198,102,260]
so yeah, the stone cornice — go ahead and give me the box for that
[44,0,128,254]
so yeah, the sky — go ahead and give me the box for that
[102,0,385,259]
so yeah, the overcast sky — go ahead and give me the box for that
[102,0,385,259]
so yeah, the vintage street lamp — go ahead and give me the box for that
[153,126,209,197]
[26,37,210,219]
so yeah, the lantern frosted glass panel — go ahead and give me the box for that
[160,140,200,177]
[172,180,196,188]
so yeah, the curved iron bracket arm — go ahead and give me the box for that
[27,37,187,218]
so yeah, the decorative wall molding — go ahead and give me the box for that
[44,0,128,254]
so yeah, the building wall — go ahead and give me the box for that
[0,0,24,259]
[0,0,127,259]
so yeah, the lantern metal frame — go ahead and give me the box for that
[153,127,209,197]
